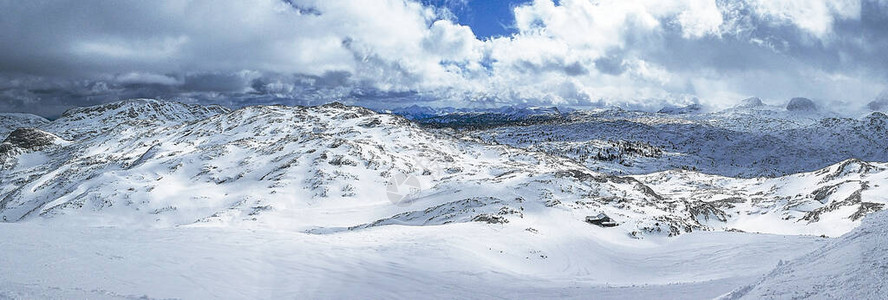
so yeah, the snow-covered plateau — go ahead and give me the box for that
[1,99,886,299]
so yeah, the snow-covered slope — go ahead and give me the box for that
[1,100,652,232]
[721,211,888,299]
[633,159,888,237]
[42,98,230,140]
[0,113,49,137]
[0,216,826,299]
[2,99,887,298]
[1,99,885,239]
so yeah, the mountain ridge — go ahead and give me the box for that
[0,99,885,239]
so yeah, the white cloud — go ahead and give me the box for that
[114,72,182,86]
[73,36,190,62]
[675,0,725,38]
[423,20,482,62]
[0,0,885,115]
[749,0,861,39]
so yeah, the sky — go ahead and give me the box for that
[1,0,888,117]
[421,0,523,38]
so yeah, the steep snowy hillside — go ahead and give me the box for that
[721,211,888,299]
[0,113,49,137]
[459,104,888,177]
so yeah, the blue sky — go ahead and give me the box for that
[1,0,887,117]
[423,0,525,38]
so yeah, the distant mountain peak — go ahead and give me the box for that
[738,97,764,108]
[0,113,50,138]
[657,103,702,114]
[60,98,230,119]
[786,97,817,112]
[47,99,232,140]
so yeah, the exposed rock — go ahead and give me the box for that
[658,103,703,114]
[585,213,617,227]
[819,159,879,183]
[0,128,60,156]
[690,201,729,222]
[473,214,509,224]
[864,112,888,128]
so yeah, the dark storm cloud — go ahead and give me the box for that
[594,55,627,76]
[514,58,590,76]
[0,0,465,116]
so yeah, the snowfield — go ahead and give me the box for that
[1,99,886,298]
[721,211,888,299]
[0,221,825,299]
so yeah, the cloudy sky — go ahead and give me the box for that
[1,0,887,116]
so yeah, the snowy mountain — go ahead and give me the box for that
[389,105,566,128]
[1,99,886,298]
[0,99,884,239]
[42,98,230,140]
[458,104,888,177]
[1,100,604,229]
[0,128,66,158]
[0,113,49,137]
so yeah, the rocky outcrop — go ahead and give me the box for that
[658,103,703,114]
[585,213,617,227]
[0,128,61,156]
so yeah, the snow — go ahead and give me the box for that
[0,113,49,137]
[464,104,885,177]
[2,100,884,237]
[0,222,824,299]
[2,99,887,298]
[721,211,888,299]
